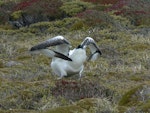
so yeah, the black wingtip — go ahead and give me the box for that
[30,47,35,51]
[30,43,47,51]
[76,45,83,49]
[30,46,40,51]
[98,50,102,55]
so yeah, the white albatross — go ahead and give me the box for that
[30,36,102,79]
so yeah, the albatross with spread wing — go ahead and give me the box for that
[30,36,102,79]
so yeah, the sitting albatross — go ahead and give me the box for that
[30,36,102,79]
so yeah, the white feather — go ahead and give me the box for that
[30,36,101,79]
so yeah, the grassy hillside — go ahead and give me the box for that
[0,26,150,113]
[0,0,150,113]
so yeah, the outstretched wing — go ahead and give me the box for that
[30,36,72,61]
[30,36,70,51]
[80,37,102,61]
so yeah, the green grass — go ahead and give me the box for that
[0,17,150,113]
[0,0,150,112]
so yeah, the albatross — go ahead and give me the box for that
[30,36,102,79]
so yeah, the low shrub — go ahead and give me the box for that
[51,79,114,101]
[27,17,83,34]
[119,85,143,106]
[77,9,114,28]
[106,0,150,26]
[77,10,98,23]
[60,1,94,16]
[44,98,118,113]
[10,10,23,20]
[9,0,63,28]
[82,0,120,5]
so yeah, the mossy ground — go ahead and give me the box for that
[0,26,149,113]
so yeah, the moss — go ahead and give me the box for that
[0,110,6,113]
[0,109,36,113]
[129,75,143,81]
[0,68,10,73]
[28,17,82,34]
[20,90,33,100]
[1,6,150,112]
[76,98,94,110]
[44,98,118,113]
[70,20,88,31]
[121,43,150,52]
[131,44,149,51]
[138,100,150,112]
[0,77,2,86]
[16,55,31,61]
[44,105,84,113]
[117,106,127,113]
[16,47,28,53]
[108,72,118,76]
[119,85,143,106]
[11,10,23,20]
[0,1,5,6]
[0,59,4,68]
[36,55,50,65]
[60,1,94,16]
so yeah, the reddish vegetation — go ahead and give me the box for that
[77,10,104,26]
[82,0,119,4]
[9,0,63,27]
[105,0,149,25]
[78,0,149,26]
[0,0,149,26]
[106,0,149,15]
[13,0,63,16]
[51,80,113,101]
[13,0,40,11]
[106,0,127,11]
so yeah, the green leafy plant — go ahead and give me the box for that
[60,0,94,16]
[82,0,120,4]
[27,17,83,34]
[119,85,143,106]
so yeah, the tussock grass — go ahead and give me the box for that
[0,26,150,112]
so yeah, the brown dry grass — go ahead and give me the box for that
[0,27,150,112]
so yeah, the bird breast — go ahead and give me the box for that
[69,48,87,64]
